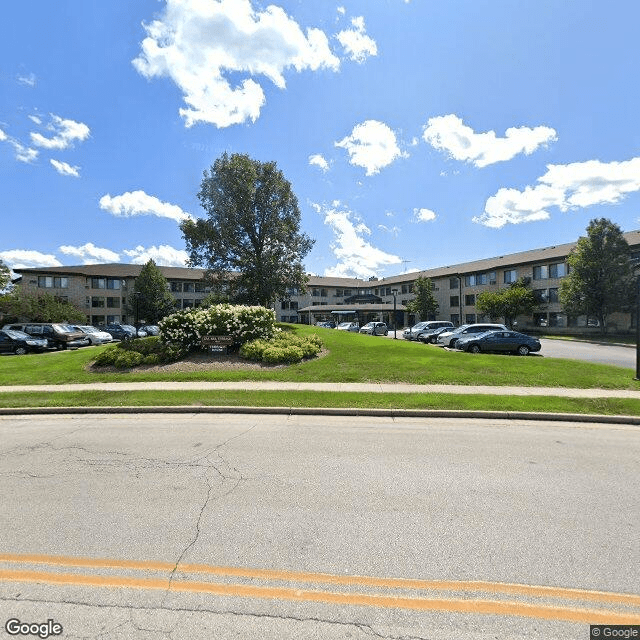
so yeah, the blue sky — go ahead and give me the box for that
[2,0,639,280]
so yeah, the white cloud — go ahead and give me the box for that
[17,73,36,87]
[99,190,194,223]
[413,208,437,222]
[50,159,80,177]
[423,114,557,168]
[59,243,120,264]
[336,16,377,63]
[0,250,62,270]
[314,202,401,278]
[0,129,38,163]
[123,245,190,267]
[335,120,406,175]
[133,0,340,128]
[28,115,42,125]
[0,129,6,142]
[474,157,640,228]
[378,224,400,237]
[30,114,90,150]
[309,153,330,172]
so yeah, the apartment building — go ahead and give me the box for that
[11,230,640,331]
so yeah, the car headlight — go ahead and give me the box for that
[26,340,39,346]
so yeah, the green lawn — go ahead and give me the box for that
[1,389,639,416]
[0,324,637,391]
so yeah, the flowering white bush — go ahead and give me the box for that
[159,304,277,351]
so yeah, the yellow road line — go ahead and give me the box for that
[1,568,639,625]
[1,553,638,607]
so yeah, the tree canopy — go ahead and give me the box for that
[0,290,86,324]
[405,276,439,320]
[181,153,314,307]
[476,278,535,328]
[129,259,177,324]
[559,218,634,332]
[0,260,11,292]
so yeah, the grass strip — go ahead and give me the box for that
[1,390,639,416]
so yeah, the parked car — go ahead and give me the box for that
[139,324,160,336]
[316,321,336,329]
[70,325,113,345]
[456,330,542,356]
[403,320,454,341]
[417,326,452,344]
[359,322,388,336]
[437,323,508,349]
[97,323,138,341]
[337,322,360,332]
[2,323,90,350]
[0,329,48,355]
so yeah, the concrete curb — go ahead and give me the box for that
[1,405,639,425]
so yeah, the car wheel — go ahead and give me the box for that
[383,330,388,336]
[517,345,530,356]
[449,339,457,349]
[469,344,481,354]
[13,346,27,356]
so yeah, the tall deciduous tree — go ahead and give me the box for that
[0,260,11,292]
[559,218,634,332]
[181,153,314,307]
[405,276,439,320]
[129,259,177,324]
[0,290,86,323]
[476,279,535,328]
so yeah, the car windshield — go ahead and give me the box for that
[411,322,427,330]
[338,323,351,328]
[76,325,99,333]
[56,325,77,333]
[4,329,31,340]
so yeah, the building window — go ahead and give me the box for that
[321,289,327,297]
[106,279,120,290]
[286,287,300,296]
[106,315,120,324]
[488,271,497,284]
[503,269,517,284]
[290,301,298,310]
[465,294,475,306]
[91,277,106,289]
[450,314,459,325]
[449,277,460,289]
[38,276,53,288]
[548,288,559,303]
[183,282,195,293]
[281,300,289,310]
[450,295,459,307]
[170,282,182,292]
[195,282,206,293]
[533,289,548,303]
[401,284,408,294]
[533,265,548,280]
[312,289,319,297]
[343,289,352,296]
[465,314,476,324]
[91,297,105,308]
[549,312,564,327]
[106,297,120,308]
[336,289,343,297]
[549,262,566,278]
[408,283,414,293]
[464,275,476,286]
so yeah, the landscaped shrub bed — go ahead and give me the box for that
[93,336,186,368]
[159,304,277,350]
[240,331,323,364]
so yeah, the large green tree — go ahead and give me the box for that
[405,276,439,320]
[0,260,11,292]
[476,279,535,329]
[559,218,634,332]
[181,153,314,307]
[0,290,86,323]
[128,259,177,324]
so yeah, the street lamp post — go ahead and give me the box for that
[392,288,399,339]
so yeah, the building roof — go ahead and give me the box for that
[12,230,640,286]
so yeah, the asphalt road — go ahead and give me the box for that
[389,332,636,369]
[1,413,638,638]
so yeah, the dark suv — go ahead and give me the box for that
[97,324,137,341]
[2,323,90,350]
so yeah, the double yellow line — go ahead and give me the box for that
[1,553,639,624]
